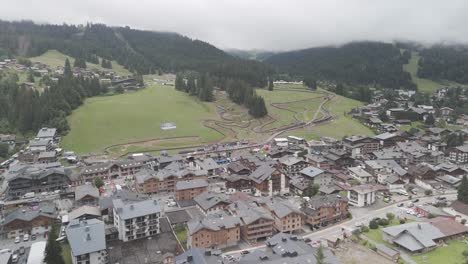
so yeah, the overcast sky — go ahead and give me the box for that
[1,0,468,51]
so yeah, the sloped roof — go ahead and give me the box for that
[113,199,161,220]
[75,184,99,201]
[66,218,106,256]
[300,166,324,178]
[382,222,445,251]
[193,191,230,211]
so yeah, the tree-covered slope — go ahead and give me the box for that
[0,20,271,86]
[265,42,415,89]
[418,45,468,84]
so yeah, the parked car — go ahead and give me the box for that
[397,203,404,207]
[12,254,18,263]
[19,247,25,255]
[31,234,37,240]
[23,234,29,241]
[413,199,420,203]
[241,250,250,255]
[14,236,20,243]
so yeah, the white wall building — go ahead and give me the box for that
[348,185,383,207]
[113,199,161,242]
[66,219,107,264]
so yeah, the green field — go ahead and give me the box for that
[411,240,468,264]
[288,91,374,140]
[403,52,464,94]
[61,84,223,154]
[30,50,132,76]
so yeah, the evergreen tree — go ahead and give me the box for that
[458,176,468,204]
[73,57,87,68]
[187,76,196,95]
[94,177,104,189]
[268,79,274,91]
[315,245,326,264]
[198,74,214,102]
[425,113,435,126]
[27,70,35,83]
[44,225,65,264]
[64,58,72,78]
[304,77,317,90]
[175,74,186,91]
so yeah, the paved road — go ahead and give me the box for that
[223,192,457,257]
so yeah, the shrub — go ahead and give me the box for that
[368,243,377,251]
[428,213,437,219]
[386,213,395,221]
[461,219,467,225]
[347,212,352,219]
[425,189,433,196]
[369,220,379,229]
[378,218,389,226]
[361,226,370,233]
[399,219,406,224]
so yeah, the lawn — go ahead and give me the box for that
[174,226,188,250]
[403,52,464,94]
[30,50,132,76]
[364,219,402,246]
[288,91,374,140]
[257,88,323,129]
[61,83,223,154]
[61,242,73,264]
[411,240,468,264]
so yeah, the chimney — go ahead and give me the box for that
[86,233,91,241]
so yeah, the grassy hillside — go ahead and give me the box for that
[288,90,374,140]
[61,83,223,154]
[403,51,463,94]
[30,50,132,76]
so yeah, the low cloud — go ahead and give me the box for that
[1,0,467,51]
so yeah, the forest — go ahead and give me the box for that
[0,59,103,134]
[266,42,416,90]
[0,20,272,87]
[418,45,468,84]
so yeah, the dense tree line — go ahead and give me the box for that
[458,176,468,204]
[175,73,214,102]
[266,42,416,90]
[418,46,468,84]
[225,79,268,118]
[0,59,103,134]
[329,83,373,103]
[101,58,112,69]
[0,20,272,86]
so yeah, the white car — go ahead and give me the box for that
[14,236,20,243]
[23,234,29,241]
[12,254,18,263]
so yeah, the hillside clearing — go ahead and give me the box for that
[30,50,132,76]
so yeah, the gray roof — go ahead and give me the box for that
[75,184,100,201]
[374,132,397,140]
[197,158,220,171]
[135,165,207,184]
[37,151,56,159]
[187,213,241,235]
[175,179,208,191]
[237,233,341,264]
[303,194,347,215]
[279,156,304,166]
[249,164,277,184]
[300,166,324,178]
[193,191,230,211]
[68,205,101,221]
[348,167,372,177]
[228,201,273,225]
[364,160,407,176]
[113,198,161,220]
[66,218,106,256]
[36,128,56,138]
[29,138,51,147]
[371,150,405,160]
[166,210,192,225]
[262,198,302,218]
[3,202,56,226]
[455,145,468,153]
[382,222,445,251]
[175,248,223,264]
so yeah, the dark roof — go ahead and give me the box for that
[3,202,57,226]
[426,217,468,237]
[451,200,468,215]
[166,210,192,225]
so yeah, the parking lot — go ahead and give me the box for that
[0,234,47,263]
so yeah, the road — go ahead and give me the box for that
[223,192,457,257]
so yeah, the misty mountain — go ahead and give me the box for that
[266,42,415,89]
[226,49,277,61]
[0,20,271,86]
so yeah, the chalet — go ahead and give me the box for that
[175,179,209,201]
[278,156,308,176]
[36,127,57,142]
[259,198,303,233]
[374,132,406,148]
[348,184,386,207]
[448,145,468,164]
[302,194,348,230]
[408,163,437,181]
[187,213,241,249]
[228,201,274,242]
[74,184,100,206]
[81,159,148,181]
[249,164,287,196]
[299,166,333,187]
[2,202,57,238]
[223,174,253,191]
[348,166,374,183]
[343,135,380,158]
[305,153,333,170]
[193,191,230,215]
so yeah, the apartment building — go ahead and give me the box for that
[175,179,208,201]
[187,213,241,249]
[134,164,207,194]
[448,145,468,164]
[302,194,348,229]
[260,198,303,233]
[66,219,107,264]
[7,166,72,199]
[278,156,309,176]
[113,199,161,242]
[193,191,230,215]
[343,135,380,158]
[228,201,274,242]
[80,160,147,182]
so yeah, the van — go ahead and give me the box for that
[22,192,35,199]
